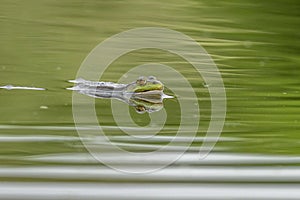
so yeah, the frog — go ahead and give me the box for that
[68,76,172,113]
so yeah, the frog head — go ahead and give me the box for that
[124,76,172,113]
[125,76,164,94]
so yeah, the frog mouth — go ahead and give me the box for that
[132,84,164,93]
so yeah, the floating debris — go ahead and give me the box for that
[0,85,45,91]
[40,105,49,109]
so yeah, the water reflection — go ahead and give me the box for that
[68,76,173,113]
[25,152,300,165]
[1,152,300,199]
[1,182,299,200]
[2,164,300,182]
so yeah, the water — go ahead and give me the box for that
[1,0,300,199]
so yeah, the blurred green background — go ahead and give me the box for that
[0,0,300,167]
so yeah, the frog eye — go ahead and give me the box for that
[136,76,147,86]
[148,76,156,81]
[152,80,161,85]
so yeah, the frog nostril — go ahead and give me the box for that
[152,80,161,85]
